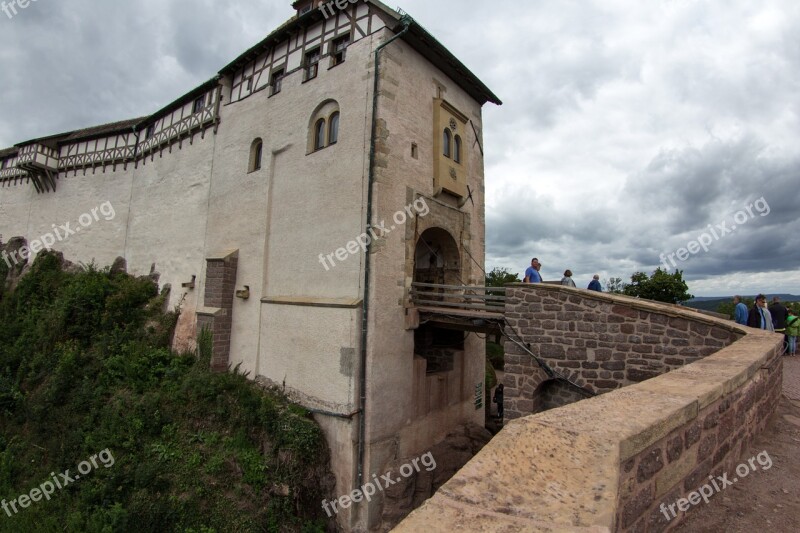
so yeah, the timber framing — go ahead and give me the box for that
[0,0,499,192]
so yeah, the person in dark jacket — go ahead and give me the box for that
[748,294,775,332]
[493,383,504,418]
[587,274,602,292]
[769,296,789,353]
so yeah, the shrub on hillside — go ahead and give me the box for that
[0,251,333,532]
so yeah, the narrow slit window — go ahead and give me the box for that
[443,129,451,158]
[454,135,462,163]
[249,139,263,172]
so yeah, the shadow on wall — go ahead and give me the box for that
[532,378,588,413]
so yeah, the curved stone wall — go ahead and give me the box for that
[503,284,744,418]
[394,288,783,532]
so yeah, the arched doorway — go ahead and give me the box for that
[413,227,461,287]
[412,228,463,376]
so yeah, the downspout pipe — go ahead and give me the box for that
[357,15,412,490]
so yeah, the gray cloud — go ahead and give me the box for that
[1,0,798,295]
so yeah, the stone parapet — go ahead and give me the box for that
[395,289,783,532]
[503,284,744,419]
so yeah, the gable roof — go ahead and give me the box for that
[0,1,500,154]
[220,0,501,105]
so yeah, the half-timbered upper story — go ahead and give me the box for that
[0,0,499,194]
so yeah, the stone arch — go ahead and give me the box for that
[532,378,591,414]
[413,227,461,287]
[413,227,464,376]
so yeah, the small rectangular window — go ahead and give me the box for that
[270,69,284,95]
[331,34,350,67]
[0,159,7,169]
[145,124,156,139]
[305,48,320,81]
[411,143,418,159]
[193,95,206,114]
[245,77,253,91]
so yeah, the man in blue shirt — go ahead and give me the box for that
[733,296,748,325]
[524,258,542,283]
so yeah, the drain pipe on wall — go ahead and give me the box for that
[357,15,412,491]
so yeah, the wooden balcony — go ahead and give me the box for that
[406,282,505,333]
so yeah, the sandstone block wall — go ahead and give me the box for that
[616,340,782,531]
[394,292,784,532]
[504,284,743,420]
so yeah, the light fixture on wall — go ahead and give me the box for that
[235,285,250,300]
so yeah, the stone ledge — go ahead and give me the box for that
[196,306,224,317]
[395,420,618,531]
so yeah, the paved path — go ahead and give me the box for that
[783,355,800,400]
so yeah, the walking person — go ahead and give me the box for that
[493,383,504,418]
[561,269,576,287]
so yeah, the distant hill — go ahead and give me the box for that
[685,294,800,313]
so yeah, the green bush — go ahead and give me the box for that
[0,252,334,532]
[486,341,504,370]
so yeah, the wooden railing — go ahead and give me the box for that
[409,282,506,314]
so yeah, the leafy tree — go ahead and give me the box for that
[605,277,626,294]
[484,267,518,353]
[623,268,693,304]
[485,267,520,288]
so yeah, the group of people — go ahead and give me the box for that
[734,295,800,356]
[523,258,602,292]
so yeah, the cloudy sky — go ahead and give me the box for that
[1,0,798,296]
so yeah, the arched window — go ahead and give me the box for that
[249,138,263,172]
[454,135,462,164]
[443,129,451,158]
[308,100,340,153]
[328,112,339,145]
[314,119,326,150]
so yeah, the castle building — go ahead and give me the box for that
[0,1,500,529]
